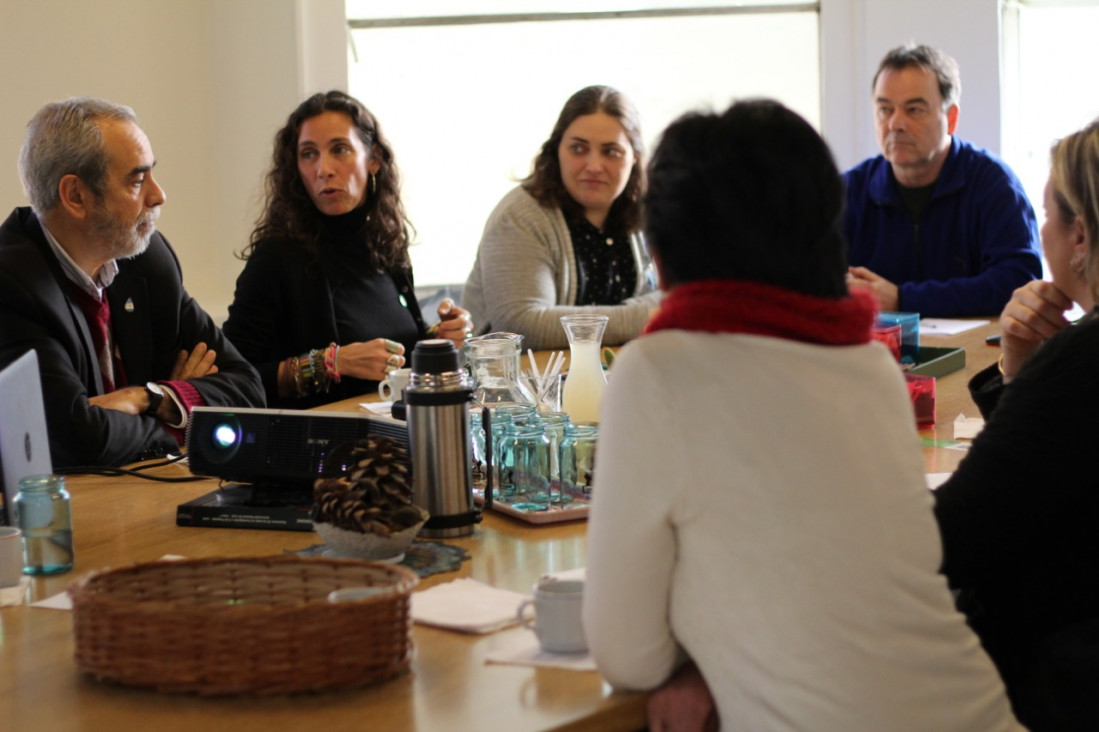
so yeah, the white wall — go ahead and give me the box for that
[0,0,347,322]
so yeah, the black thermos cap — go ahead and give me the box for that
[411,338,460,375]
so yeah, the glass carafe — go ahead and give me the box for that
[560,315,609,424]
[464,332,537,408]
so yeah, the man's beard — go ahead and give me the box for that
[89,203,159,260]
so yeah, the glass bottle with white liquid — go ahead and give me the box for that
[560,314,609,424]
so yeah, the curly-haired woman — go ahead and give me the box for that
[224,91,472,407]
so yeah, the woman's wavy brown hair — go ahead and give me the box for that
[522,85,644,235]
[240,91,410,271]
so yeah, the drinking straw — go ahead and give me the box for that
[527,348,543,395]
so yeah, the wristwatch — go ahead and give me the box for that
[143,381,165,418]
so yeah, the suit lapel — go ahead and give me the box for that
[63,291,106,394]
[20,213,106,395]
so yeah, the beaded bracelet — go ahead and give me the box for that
[288,344,343,398]
[323,342,341,383]
[299,351,321,394]
[309,349,329,394]
[287,354,306,397]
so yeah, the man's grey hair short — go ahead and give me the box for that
[18,97,136,215]
[872,44,961,110]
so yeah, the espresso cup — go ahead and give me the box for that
[378,367,412,401]
[0,526,24,587]
[516,578,587,653]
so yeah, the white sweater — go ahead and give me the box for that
[462,187,661,350]
[583,330,1021,731]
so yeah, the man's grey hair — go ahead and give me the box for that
[873,44,962,110]
[18,97,136,215]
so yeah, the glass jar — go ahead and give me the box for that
[15,474,74,575]
[499,421,550,511]
[486,404,538,498]
[560,424,599,502]
[470,408,487,490]
[538,412,571,504]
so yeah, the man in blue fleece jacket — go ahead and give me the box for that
[844,44,1041,317]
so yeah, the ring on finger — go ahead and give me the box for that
[386,354,401,367]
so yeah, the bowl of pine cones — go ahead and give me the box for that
[312,435,428,561]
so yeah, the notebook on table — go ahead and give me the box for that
[0,350,53,526]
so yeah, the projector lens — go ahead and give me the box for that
[213,423,239,449]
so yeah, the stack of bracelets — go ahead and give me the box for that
[287,342,341,397]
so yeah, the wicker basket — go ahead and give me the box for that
[69,556,418,696]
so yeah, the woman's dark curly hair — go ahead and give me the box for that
[522,85,644,235]
[240,90,410,271]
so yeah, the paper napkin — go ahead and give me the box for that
[0,577,30,607]
[954,413,986,440]
[411,577,530,634]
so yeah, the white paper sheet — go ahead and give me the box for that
[919,318,989,336]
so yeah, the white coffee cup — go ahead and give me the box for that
[516,578,587,653]
[0,526,24,587]
[378,367,412,401]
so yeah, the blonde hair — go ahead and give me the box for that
[1050,118,1099,298]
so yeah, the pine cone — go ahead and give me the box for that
[312,435,425,536]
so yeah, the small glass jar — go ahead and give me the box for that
[560,424,599,502]
[488,404,538,497]
[15,474,74,575]
[470,409,487,490]
[510,422,551,509]
[538,412,571,504]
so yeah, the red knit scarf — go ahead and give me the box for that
[643,280,877,345]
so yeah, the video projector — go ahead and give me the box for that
[186,406,409,488]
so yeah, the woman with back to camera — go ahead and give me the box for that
[582,99,1020,730]
[934,118,1099,730]
[461,85,660,350]
[224,91,472,408]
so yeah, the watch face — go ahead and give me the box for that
[144,382,165,417]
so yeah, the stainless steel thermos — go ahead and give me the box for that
[405,339,479,537]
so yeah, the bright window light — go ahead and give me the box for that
[346,3,820,288]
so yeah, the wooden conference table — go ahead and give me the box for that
[0,323,1001,730]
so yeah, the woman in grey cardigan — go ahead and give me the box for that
[462,86,661,350]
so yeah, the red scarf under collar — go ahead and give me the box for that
[643,280,877,345]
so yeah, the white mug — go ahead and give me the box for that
[377,367,412,401]
[0,526,24,587]
[516,578,587,653]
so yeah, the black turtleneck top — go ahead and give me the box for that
[321,207,421,354]
[224,205,426,409]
